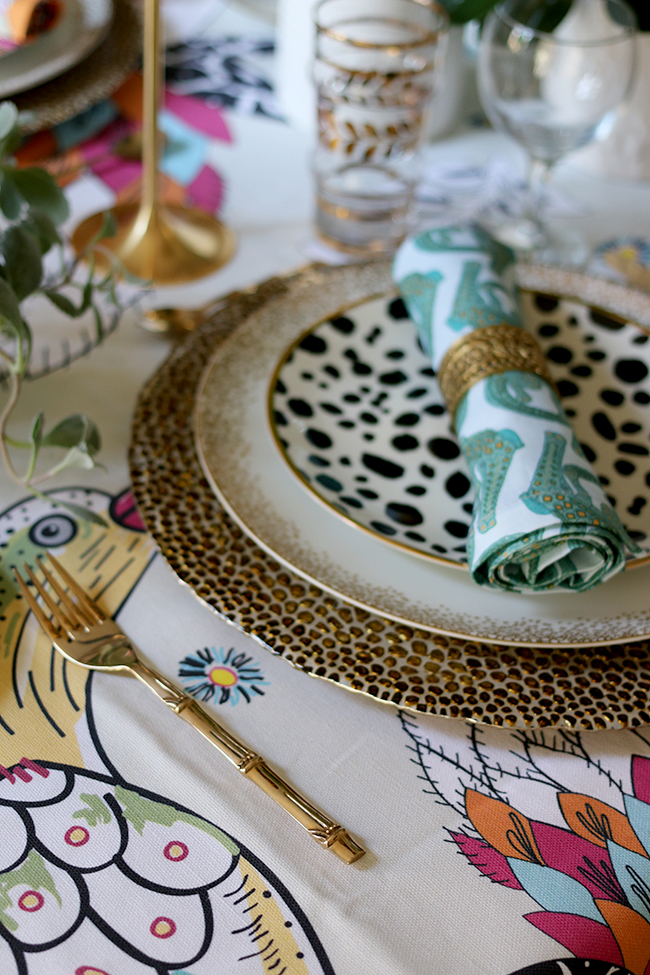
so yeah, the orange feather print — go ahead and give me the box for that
[559,793,647,855]
[595,900,650,975]
[465,790,544,863]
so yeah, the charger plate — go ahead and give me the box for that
[130,262,650,731]
[13,0,140,134]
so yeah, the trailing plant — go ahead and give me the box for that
[438,0,572,29]
[0,102,120,525]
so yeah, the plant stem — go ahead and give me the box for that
[0,370,22,484]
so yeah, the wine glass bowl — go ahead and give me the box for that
[477,0,637,257]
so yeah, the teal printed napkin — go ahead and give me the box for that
[393,225,638,593]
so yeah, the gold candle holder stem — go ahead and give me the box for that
[71,0,235,288]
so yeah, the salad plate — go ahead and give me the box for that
[194,260,650,649]
[269,288,650,569]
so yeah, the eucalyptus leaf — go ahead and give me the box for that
[2,224,43,300]
[11,168,69,225]
[0,171,21,221]
[41,414,101,456]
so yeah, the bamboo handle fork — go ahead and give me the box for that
[13,553,366,865]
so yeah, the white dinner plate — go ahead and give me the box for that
[0,0,113,98]
[194,259,650,648]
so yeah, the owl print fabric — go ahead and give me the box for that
[393,225,637,593]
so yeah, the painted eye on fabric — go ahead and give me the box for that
[29,514,77,548]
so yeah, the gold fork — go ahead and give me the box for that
[13,554,366,865]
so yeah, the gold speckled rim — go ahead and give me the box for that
[130,263,650,732]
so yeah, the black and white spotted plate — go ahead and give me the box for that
[194,260,650,648]
[270,287,650,569]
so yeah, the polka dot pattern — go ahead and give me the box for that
[272,292,650,567]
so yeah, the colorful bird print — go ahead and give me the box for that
[400,710,650,975]
[0,487,334,975]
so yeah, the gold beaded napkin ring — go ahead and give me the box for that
[437,323,557,428]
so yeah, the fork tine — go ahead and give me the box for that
[22,562,76,633]
[45,553,103,624]
[35,556,94,630]
[12,566,60,642]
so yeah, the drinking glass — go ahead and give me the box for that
[313,0,449,257]
[478,0,637,261]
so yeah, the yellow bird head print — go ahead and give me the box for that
[0,487,155,771]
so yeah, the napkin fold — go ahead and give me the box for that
[0,0,62,52]
[393,225,638,593]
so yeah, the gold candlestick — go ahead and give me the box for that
[71,0,234,286]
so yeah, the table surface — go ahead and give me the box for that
[3,9,650,974]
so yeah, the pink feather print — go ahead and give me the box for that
[524,912,623,965]
[448,830,523,889]
[531,821,626,903]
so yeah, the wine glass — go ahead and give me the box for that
[477,0,637,262]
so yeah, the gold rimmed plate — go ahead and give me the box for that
[193,260,650,649]
[268,286,650,570]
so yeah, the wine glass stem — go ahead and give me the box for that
[526,157,552,233]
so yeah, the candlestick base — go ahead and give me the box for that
[71,202,235,287]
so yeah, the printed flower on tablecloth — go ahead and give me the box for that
[178,646,269,705]
[400,712,650,975]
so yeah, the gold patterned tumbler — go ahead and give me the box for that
[313,0,449,257]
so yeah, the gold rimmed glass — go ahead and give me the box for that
[313,0,449,257]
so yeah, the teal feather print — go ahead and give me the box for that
[413,227,514,276]
[521,431,635,546]
[461,428,524,533]
[398,270,443,358]
[447,261,519,332]
[485,371,569,425]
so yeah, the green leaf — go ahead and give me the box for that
[46,498,107,527]
[0,102,20,159]
[25,210,60,254]
[30,411,44,448]
[0,102,18,142]
[41,414,101,456]
[0,171,21,220]
[11,168,69,225]
[0,275,23,329]
[44,445,96,477]
[438,0,499,23]
[2,224,43,301]
[100,210,117,239]
[43,290,79,317]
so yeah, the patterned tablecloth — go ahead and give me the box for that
[2,32,650,975]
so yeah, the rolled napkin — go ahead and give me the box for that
[0,0,63,52]
[393,224,638,593]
